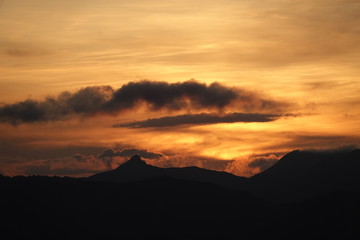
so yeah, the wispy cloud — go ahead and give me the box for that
[115,112,281,128]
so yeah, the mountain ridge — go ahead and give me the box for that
[246,148,360,202]
[88,154,246,189]
[2,149,360,239]
[88,148,360,199]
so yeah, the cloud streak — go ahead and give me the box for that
[0,80,287,125]
[115,112,281,128]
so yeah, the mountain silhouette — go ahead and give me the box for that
[246,149,360,202]
[88,154,246,189]
[2,150,360,239]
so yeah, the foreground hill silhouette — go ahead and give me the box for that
[1,175,269,239]
[89,150,360,202]
[88,154,246,189]
[246,149,360,202]
[1,149,360,239]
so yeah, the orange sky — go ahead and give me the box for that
[0,0,360,177]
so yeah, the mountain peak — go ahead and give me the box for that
[88,154,246,189]
[119,155,148,168]
[271,150,300,165]
[129,154,142,162]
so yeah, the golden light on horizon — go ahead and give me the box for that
[0,0,360,176]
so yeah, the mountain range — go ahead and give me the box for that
[88,149,360,202]
[88,154,246,189]
[2,148,360,239]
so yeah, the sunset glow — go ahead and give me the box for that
[1,0,360,177]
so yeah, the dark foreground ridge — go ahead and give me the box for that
[88,154,247,189]
[246,149,360,202]
[2,150,360,239]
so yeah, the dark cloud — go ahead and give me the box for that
[115,112,281,128]
[0,80,288,125]
[0,100,46,124]
[0,86,114,125]
[105,80,238,111]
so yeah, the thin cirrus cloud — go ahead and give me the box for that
[115,112,281,128]
[0,80,288,125]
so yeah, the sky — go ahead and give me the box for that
[0,0,360,177]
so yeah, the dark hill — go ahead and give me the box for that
[88,154,246,189]
[246,149,360,202]
[0,174,269,240]
[2,150,360,239]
